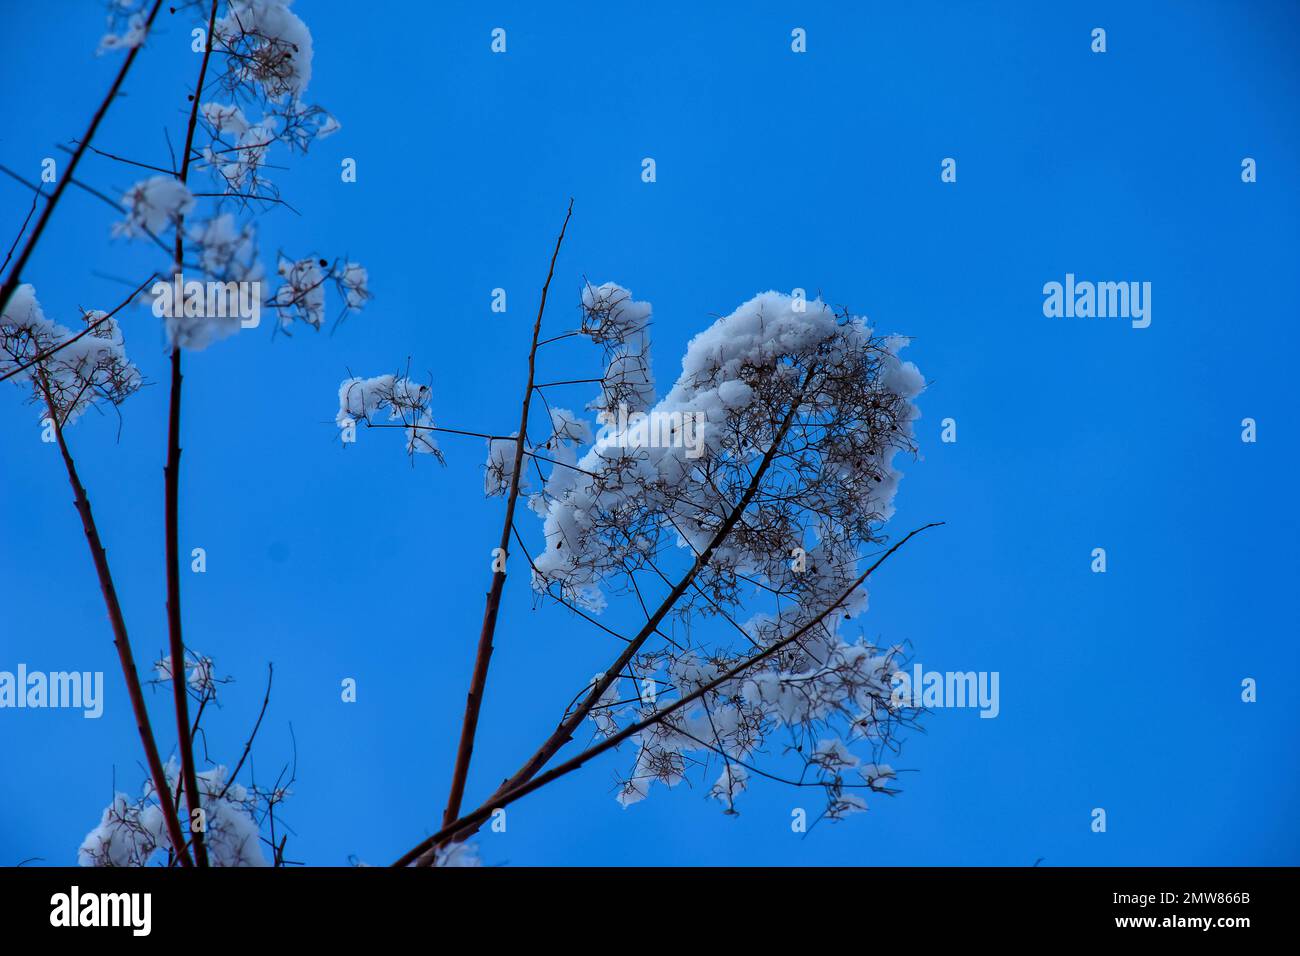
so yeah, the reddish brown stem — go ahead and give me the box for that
[439,200,574,838]
[163,0,220,868]
[38,377,193,867]
[163,348,206,866]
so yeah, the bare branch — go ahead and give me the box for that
[33,370,193,866]
[439,199,574,836]
[163,0,221,869]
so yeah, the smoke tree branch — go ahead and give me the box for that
[34,371,194,867]
[5,0,376,869]
[162,0,220,869]
[439,199,574,836]
[413,363,818,864]
[395,522,943,865]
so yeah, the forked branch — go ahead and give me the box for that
[36,372,193,867]
[396,522,943,865]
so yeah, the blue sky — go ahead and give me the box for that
[1,0,1297,866]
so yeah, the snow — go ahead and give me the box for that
[588,671,624,739]
[215,0,314,100]
[484,434,523,497]
[811,738,860,773]
[76,794,165,867]
[189,213,263,284]
[274,256,326,328]
[530,287,922,612]
[0,284,53,368]
[154,653,216,693]
[433,842,482,867]
[315,114,342,139]
[860,763,897,789]
[337,374,441,458]
[338,262,370,311]
[78,761,269,867]
[338,374,423,423]
[708,764,749,806]
[826,793,869,819]
[716,378,753,409]
[582,283,654,418]
[547,407,592,447]
[520,284,923,818]
[200,102,251,138]
[0,284,142,424]
[197,113,278,193]
[272,258,371,330]
[153,217,265,350]
[113,176,194,240]
[616,736,687,809]
[97,12,146,55]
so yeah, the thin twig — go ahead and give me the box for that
[0,0,166,317]
[72,139,177,176]
[1,191,39,277]
[438,199,574,840]
[220,663,274,799]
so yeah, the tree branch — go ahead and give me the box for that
[394,521,943,865]
[219,663,274,800]
[0,0,165,317]
[163,0,220,868]
[438,199,574,836]
[412,362,818,864]
[35,371,193,867]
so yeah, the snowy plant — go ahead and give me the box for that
[518,287,926,819]
[274,255,369,331]
[154,651,222,696]
[0,0,363,867]
[3,0,940,870]
[78,761,276,867]
[113,176,195,239]
[77,652,290,867]
[189,212,263,283]
[347,205,939,867]
[0,284,142,425]
[336,373,443,460]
